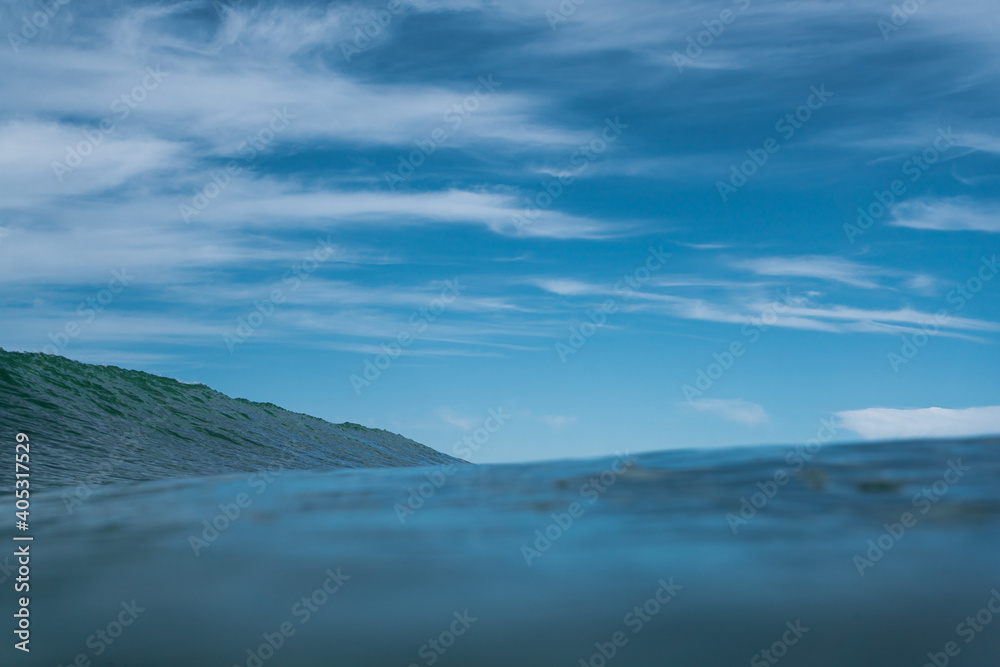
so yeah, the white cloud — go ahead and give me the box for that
[0,120,185,208]
[0,16,586,162]
[686,398,768,425]
[532,279,602,296]
[195,185,617,239]
[541,415,577,430]
[522,274,1000,339]
[436,407,479,431]
[890,198,1000,233]
[837,405,1000,440]
[736,256,886,289]
[640,292,1000,338]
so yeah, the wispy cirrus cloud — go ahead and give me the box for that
[735,255,884,289]
[686,398,768,425]
[525,273,997,339]
[541,414,577,431]
[890,197,1000,233]
[732,255,938,291]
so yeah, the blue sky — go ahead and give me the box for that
[1,0,998,463]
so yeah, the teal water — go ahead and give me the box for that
[1,351,999,666]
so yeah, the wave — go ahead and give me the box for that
[0,348,459,494]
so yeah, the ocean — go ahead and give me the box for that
[1,350,998,666]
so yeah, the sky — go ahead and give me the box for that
[0,0,998,463]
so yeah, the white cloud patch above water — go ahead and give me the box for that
[837,405,1000,440]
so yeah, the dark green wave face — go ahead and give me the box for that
[0,349,460,493]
